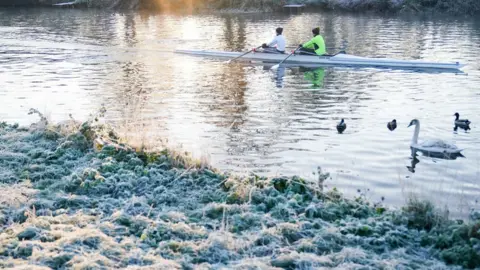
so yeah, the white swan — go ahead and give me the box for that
[408,119,463,154]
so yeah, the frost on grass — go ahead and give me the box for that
[0,115,480,269]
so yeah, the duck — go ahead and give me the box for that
[387,119,397,131]
[408,119,462,154]
[454,124,471,132]
[454,112,471,127]
[336,119,346,134]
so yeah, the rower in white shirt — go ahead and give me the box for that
[262,27,286,54]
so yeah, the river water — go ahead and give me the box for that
[1,8,479,218]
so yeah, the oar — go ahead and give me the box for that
[226,46,261,64]
[271,47,300,70]
[286,46,345,51]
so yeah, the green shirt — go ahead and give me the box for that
[302,35,326,55]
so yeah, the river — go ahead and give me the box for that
[1,7,479,218]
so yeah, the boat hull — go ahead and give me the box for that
[175,49,465,70]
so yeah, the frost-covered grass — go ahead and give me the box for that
[1,112,480,269]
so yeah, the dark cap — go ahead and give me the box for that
[312,27,320,35]
[276,27,283,35]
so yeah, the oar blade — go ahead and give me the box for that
[270,48,299,70]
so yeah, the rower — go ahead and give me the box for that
[297,27,326,56]
[261,27,286,54]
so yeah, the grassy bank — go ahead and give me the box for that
[1,110,480,269]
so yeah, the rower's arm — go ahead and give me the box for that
[302,38,314,48]
[268,37,278,47]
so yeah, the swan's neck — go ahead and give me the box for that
[455,115,459,121]
[412,124,420,145]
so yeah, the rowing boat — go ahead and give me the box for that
[175,49,465,71]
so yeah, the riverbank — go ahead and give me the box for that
[214,0,480,16]
[0,110,480,269]
[321,0,480,15]
[1,0,479,16]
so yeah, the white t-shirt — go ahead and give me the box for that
[268,35,286,51]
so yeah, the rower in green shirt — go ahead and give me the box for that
[298,27,326,56]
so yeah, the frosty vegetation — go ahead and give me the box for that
[1,110,480,269]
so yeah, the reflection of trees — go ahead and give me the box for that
[197,14,251,130]
[114,14,147,118]
[222,15,246,51]
[117,61,148,114]
[0,8,118,45]
[122,13,137,47]
[106,13,165,144]
[207,63,248,130]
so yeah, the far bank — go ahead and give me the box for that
[1,0,479,16]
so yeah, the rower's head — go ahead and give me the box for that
[276,27,283,35]
[312,27,320,36]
